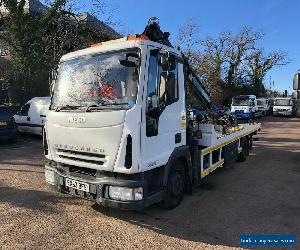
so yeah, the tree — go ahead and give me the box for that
[247,49,289,96]
[224,27,263,87]
[0,0,119,103]
[176,19,289,104]
[0,0,69,102]
[176,18,200,61]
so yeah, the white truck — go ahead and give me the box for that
[256,98,269,116]
[231,95,263,119]
[273,97,296,116]
[44,20,260,209]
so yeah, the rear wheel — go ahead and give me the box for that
[162,162,185,209]
[238,138,249,162]
[223,141,238,169]
[249,135,253,150]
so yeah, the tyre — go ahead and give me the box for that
[223,141,238,169]
[249,135,253,150]
[162,162,186,209]
[238,138,249,162]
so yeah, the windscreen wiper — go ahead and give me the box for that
[55,105,80,112]
[85,103,130,112]
[85,104,106,112]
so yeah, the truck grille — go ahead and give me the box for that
[56,149,106,166]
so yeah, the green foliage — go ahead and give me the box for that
[0,0,116,104]
[0,0,68,103]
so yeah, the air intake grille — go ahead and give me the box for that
[56,149,106,166]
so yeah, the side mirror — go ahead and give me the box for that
[293,73,300,90]
[160,54,176,71]
[147,94,160,119]
[150,94,158,108]
[147,107,160,119]
[119,52,140,68]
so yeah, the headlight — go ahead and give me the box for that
[45,169,55,185]
[108,186,143,201]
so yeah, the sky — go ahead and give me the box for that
[93,0,300,93]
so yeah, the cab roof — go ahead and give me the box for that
[61,36,180,62]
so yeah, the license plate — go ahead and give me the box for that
[0,121,7,126]
[66,178,89,192]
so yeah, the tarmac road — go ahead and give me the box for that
[0,116,299,250]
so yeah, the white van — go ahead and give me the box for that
[256,98,269,116]
[273,97,296,116]
[14,97,50,135]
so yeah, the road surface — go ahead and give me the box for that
[0,116,299,249]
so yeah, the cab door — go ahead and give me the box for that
[140,48,186,170]
[27,102,43,135]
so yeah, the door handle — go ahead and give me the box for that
[27,117,30,121]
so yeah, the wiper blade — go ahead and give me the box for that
[85,104,106,112]
[55,105,80,112]
[85,103,130,112]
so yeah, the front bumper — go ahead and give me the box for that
[273,110,292,116]
[45,163,164,210]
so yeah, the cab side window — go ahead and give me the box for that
[146,52,159,137]
[20,103,30,116]
[146,50,179,137]
[159,71,178,107]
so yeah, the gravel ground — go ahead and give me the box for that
[0,116,299,250]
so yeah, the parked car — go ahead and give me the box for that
[0,105,17,142]
[14,97,50,136]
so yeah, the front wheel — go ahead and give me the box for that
[162,162,185,209]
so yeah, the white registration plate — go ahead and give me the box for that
[66,178,89,192]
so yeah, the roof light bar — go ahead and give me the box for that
[90,35,149,48]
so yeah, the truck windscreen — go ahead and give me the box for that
[51,49,140,110]
[257,100,264,106]
[232,97,249,106]
[274,99,291,106]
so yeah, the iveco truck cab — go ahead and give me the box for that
[231,95,261,119]
[44,20,261,210]
[44,28,196,209]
